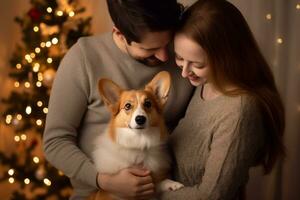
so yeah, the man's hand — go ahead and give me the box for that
[98,166,155,200]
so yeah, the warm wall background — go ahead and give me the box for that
[1,0,300,200]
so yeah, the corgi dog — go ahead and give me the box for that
[88,71,184,200]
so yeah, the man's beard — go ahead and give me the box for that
[125,46,167,66]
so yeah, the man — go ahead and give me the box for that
[43,0,194,199]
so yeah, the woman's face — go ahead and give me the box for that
[174,33,211,87]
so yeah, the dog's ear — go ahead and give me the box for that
[145,71,171,107]
[98,79,123,114]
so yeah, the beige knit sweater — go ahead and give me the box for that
[160,86,265,200]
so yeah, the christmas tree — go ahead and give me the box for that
[0,0,91,199]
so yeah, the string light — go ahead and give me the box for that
[43,107,49,114]
[5,115,12,124]
[33,26,39,32]
[296,4,300,9]
[24,82,31,88]
[69,11,75,17]
[47,58,53,63]
[8,169,15,176]
[277,38,283,44]
[58,170,64,176]
[36,119,43,126]
[16,63,22,69]
[38,72,43,81]
[8,178,15,184]
[16,114,22,120]
[33,156,40,164]
[35,47,41,54]
[36,81,42,87]
[57,11,64,16]
[14,136,20,142]
[14,81,20,88]
[37,101,43,107]
[47,7,53,13]
[46,41,52,48]
[21,134,27,141]
[26,106,32,115]
[24,178,30,184]
[52,37,58,44]
[266,14,272,20]
[30,53,36,58]
[33,63,40,72]
[43,178,51,186]
[40,42,46,48]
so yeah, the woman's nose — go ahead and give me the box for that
[181,61,191,78]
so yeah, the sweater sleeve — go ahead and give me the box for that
[43,41,98,188]
[160,98,264,200]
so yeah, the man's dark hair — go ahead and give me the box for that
[107,0,183,44]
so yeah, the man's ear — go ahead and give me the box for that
[112,26,127,43]
[145,71,171,107]
[98,78,123,114]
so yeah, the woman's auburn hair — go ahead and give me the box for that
[178,0,285,174]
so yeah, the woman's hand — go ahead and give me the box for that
[98,166,155,200]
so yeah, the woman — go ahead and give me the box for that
[160,0,285,199]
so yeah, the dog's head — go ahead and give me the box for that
[98,71,171,149]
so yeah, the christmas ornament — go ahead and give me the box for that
[28,8,42,21]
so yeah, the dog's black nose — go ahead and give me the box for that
[135,115,146,125]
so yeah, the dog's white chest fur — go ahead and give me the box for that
[92,127,171,174]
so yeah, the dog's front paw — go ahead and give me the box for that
[157,179,184,192]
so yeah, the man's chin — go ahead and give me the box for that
[139,59,166,66]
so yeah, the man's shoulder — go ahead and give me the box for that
[76,32,112,51]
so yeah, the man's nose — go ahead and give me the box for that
[154,47,169,62]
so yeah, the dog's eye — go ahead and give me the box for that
[144,100,152,109]
[124,103,132,110]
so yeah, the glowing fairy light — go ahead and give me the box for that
[8,178,14,184]
[43,107,48,114]
[57,10,63,16]
[33,63,40,72]
[52,37,58,44]
[297,4,300,9]
[43,178,51,186]
[33,156,40,163]
[38,72,43,81]
[47,58,53,63]
[25,54,31,60]
[24,178,30,184]
[14,136,20,142]
[40,42,46,48]
[24,82,31,88]
[69,11,75,17]
[36,119,43,126]
[8,169,15,176]
[266,14,272,20]
[30,53,36,58]
[16,114,22,120]
[16,63,22,69]
[5,115,12,124]
[33,26,39,32]
[46,41,52,48]
[35,47,41,53]
[21,134,27,141]
[26,106,32,114]
[36,81,42,87]
[37,101,43,107]
[14,81,20,87]
[277,38,283,44]
[47,7,53,13]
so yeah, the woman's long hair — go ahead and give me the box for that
[178,0,285,174]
